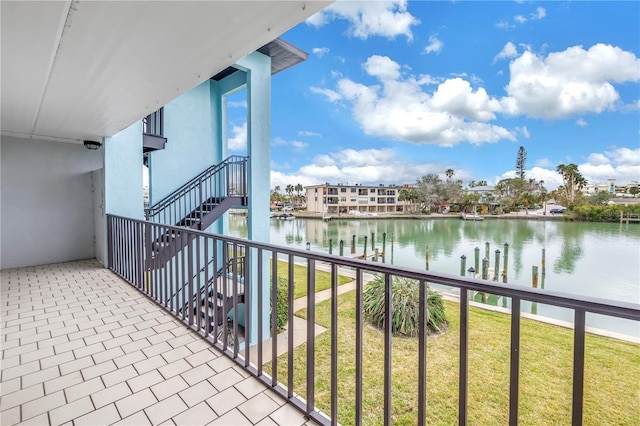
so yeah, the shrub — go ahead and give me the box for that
[570,204,640,222]
[363,275,448,337]
[271,277,289,332]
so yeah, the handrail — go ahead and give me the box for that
[107,213,640,426]
[145,155,247,224]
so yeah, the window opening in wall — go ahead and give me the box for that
[226,89,248,157]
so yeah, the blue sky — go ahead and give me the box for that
[228,0,640,190]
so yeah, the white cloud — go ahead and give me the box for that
[312,55,514,146]
[532,7,546,20]
[494,42,518,62]
[515,15,527,24]
[271,148,454,187]
[313,47,330,58]
[363,55,401,80]
[576,118,588,127]
[518,147,640,189]
[298,130,322,137]
[272,137,309,152]
[605,147,640,166]
[501,7,546,28]
[495,20,514,30]
[290,140,308,151]
[310,86,343,102]
[424,35,444,55]
[503,44,640,118]
[311,44,639,147]
[586,153,610,166]
[272,136,287,146]
[306,0,419,41]
[228,122,247,151]
[534,158,553,168]
[228,100,247,108]
[516,126,530,138]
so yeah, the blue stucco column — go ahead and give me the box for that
[236,52,271,343]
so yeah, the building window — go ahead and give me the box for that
[340,197,346,201]
[341,188,346,192]
[370,197,376,202]
[143,108,164,136]
[370,189,375,193]
[351,188,357,193]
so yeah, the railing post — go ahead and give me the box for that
[383,273,392,426]
[107,215,113,270]
[199,176,203,225]
[306,258,316,417]
[509,298,521,425]
[572,309,586,426]
[459,288,469,425]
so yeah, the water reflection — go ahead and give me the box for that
[229,215,640,336]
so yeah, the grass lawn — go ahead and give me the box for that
[269,291,640,425]
[274,260,352,299]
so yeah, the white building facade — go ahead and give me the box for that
[305,183,409,214]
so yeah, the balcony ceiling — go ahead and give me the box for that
[0,1,331,144]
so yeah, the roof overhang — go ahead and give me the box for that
[212,38,309,81]
[0,1,331,144]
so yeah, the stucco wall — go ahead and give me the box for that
[104,121,143,219]
[149,80,219,205]
[0,136,103,269]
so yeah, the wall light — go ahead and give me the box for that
[83,140,102,150]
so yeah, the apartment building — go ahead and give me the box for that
[305,183,409,214]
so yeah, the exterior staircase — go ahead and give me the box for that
[145,156,247,267]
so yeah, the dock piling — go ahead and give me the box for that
[474,247,480,275]
[425,244,429,270]
[485,242,490,266]
[460,255,467,277]
[502,243,509,283]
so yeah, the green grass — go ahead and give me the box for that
[274,260,352,299]
[268,292,640,425]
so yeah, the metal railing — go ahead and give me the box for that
[145,156,247,226]
[107,214,640,426]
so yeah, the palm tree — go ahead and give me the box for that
[557,163,587,205]
[285,184,294,205]
[445,169,454,182]
[295,183,304,207]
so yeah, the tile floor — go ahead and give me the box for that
[0,259,316,425]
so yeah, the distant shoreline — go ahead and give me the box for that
[290,211,567,222]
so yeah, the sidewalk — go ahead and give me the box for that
[250,265,375,364]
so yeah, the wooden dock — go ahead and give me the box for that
[620,212,640,224]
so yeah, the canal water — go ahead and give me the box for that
[229,215,640,338]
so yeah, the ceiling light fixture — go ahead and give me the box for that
[83,140,102,150]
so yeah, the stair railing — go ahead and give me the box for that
[145,155,247,226]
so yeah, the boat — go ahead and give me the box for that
[461,212,483,221]
[273,213,294,220]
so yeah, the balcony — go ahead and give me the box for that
[2,217,638,425]
[105,215,639,425]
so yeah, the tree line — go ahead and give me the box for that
[399,146,594,213]
[270,183,305,206]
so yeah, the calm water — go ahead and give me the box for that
[230,216,640,338]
